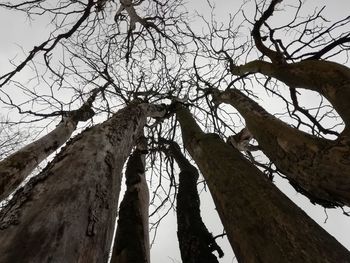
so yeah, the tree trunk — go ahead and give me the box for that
[230,60,350,129]
[111,136,150,263]
[0,103,164,263]
[213,89,350,207]
[0,100,95,201]
[164,140,223,263]
[176,104,350,263]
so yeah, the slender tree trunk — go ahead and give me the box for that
[176,104,350,263]
[213,89,350,207]
[230,60,350,129]
[111,135,150,263]
[0,97,95,201]
[0,103,164,263]
[164,140,223,263]
[0,118,77,201]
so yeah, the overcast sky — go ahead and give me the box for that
[1,1,350,263]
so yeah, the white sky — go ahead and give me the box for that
[1,1,350,263]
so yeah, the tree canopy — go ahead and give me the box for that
[1,0,350,262]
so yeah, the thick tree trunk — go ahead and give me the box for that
[230,60,350,129]
[176,105,350,263]
[111,136,150,263]
[214,89,350,207]
[0,101,95,201]
[0,103,164,263]
[165,140,223,263]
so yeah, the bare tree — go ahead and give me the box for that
[0,87,100,201]
[189,0,350,209]
[1,0,350,262]
[175,104,350,262]
[0,102,165,262]
[217,0,350,208]
[212,88,350,207]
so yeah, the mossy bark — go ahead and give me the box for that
[166,140,223,263]
[176,105,350,263]
[214,89,350,207]
[231,60,350,129]
[111,146,150,263]
[0,103,164,263]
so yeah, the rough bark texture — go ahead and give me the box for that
[166,140,223,263]
[214,89,350,207]
[0,103,95,201]
[0,118,76,201]
[231,60,350,129]
[176,105,350,263]
[111,139,150,263]
[0,103,164,263]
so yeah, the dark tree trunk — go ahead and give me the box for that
[0,103,164,263]
[164,140,223,263]
[176,104,350,263]
[111,136,150,263]
[213,89,350,207]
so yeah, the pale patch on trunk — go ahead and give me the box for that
[192,143,203,156]
[277,137,290,152]
[227,128,255,152]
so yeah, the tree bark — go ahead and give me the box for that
[176,104,350,263]
[111,136,150,263]
[164,140,223,263]
[230,59,350,129]
[231,0,350,129]
[213,89,350,207]
[0,100,95,201]
[0,103,164,263]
